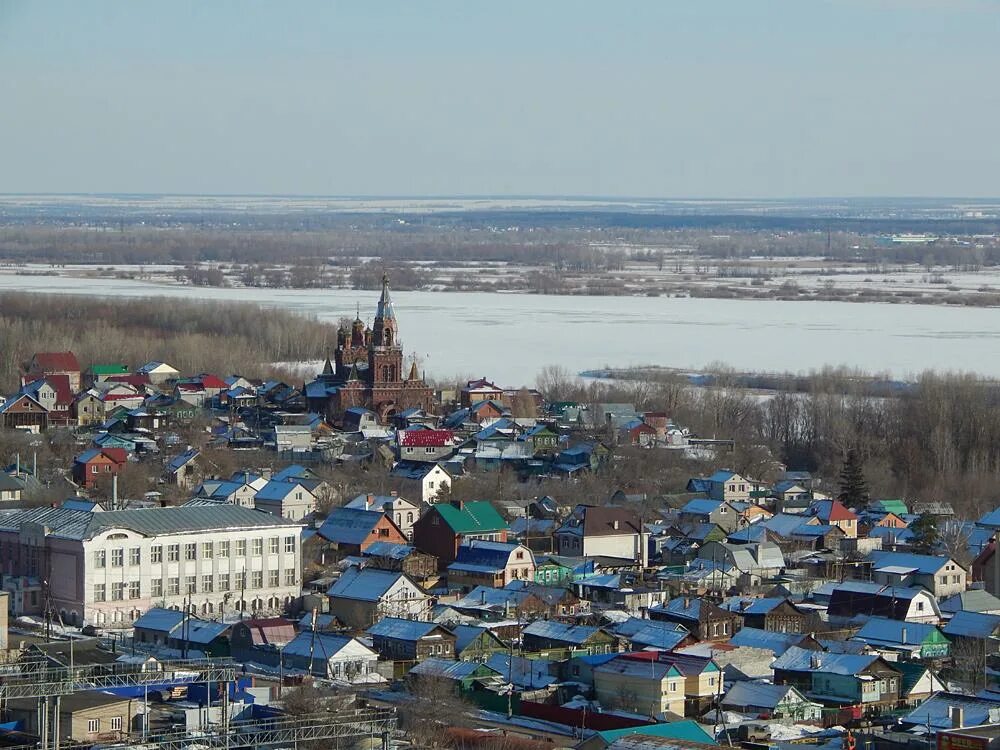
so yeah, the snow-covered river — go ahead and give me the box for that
[1,272,997,385]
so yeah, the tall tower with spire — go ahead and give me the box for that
[369,273,403,388]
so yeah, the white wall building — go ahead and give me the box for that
[0,505,303,628]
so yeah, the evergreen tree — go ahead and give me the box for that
[838,449,870,507]
[910,513,940,555]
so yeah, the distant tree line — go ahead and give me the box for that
[0,292,336,391]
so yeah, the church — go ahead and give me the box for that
[306,275,435,422]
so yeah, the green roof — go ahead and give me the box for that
[872,498,909,515]
[896,661,931,697]
[596,720,717,745]
[434,501,508,534]
[90,364,130,375]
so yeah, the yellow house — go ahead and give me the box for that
[593,657,685,718]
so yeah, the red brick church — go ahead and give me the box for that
[306,275,435,422]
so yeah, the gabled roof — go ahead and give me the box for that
[772,646,888,676]
[522,620,608,646]
[449,541,528,573]
[942,610,1000,639]
[31,351,80,372]
[282,631,366,659]
[940,589,1000,614]
[366,617,446,641]
[326,566,414,602]
[431,500,507,534]
[255,480,309,503]
[317,507,387,545]
[809,499,858,523]
[166,449,199,473]
[722,682,813,711]
[869,550,955,575]
[728,627,809,656]
[680,499,724,516]
[852,616,943,646]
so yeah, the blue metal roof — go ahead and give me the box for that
[254,480,303,502]
[282,631,357,659]
[363,541,416,560]
[522,620,602,645]
[853,616,942,646]
[327,567,409,601]
[729,627,805,655]
[870,551,951,575]
[680,499,723,515]
[942,610,1000,639]
[366,617,444,641]
[772,646,879,675]
[133,608,185,634]
[317,507,384,545]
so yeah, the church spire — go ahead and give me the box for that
[375,273,395,323]
[408,360,419,381]
[372,272,399,348]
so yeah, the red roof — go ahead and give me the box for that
[45,374,74,405]
[101,448,129,465]
[399,429,455,447]
[33,351,80,373]
[198,374,229,389]
[824,500,859,522]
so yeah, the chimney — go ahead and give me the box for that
[810,653,822,670]
[901,627,907,644]
[453,499,465,511]
[112,474,119,510]
[390,490,398,497]
[684,597,691,609]
[366,493,375,509]
[950,706,964,729]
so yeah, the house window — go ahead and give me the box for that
[185,543,197,561]
[185,575,197,594]
[87,719,100,733]
[203,575,213,592]
[130,547,141,565]
[269,570,279,587]
[252,538,263,556]
[167,544,180,562]
[220,573,230,591]
[110,716,122,731]
[168,577,180,595]
[129,581,141,599]
[285,536,296,553]
[269,537,279,554]
[151,579,163,597]
[94,583,106,602]
[111,548,124,567]
[709,676,716,686]
[93,550,107,568]
[917,601,924,612]
[285,568,297,585]
[202,542,213,558]
[112,582,125,601]
[251,571,263,589]
[516,552,524,560]
[219,541,230,558]
[237,539,247,556]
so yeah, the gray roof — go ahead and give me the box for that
[772,645,882,675]
[940,589,1000,614]
[366,617,445,641]
[722,681,811,710]
[327,566,412,602]
[0,505,299,541]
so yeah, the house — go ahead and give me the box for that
[273,424,313,452]
[974,539,1000,599]
[406,657,501,693]
[281,631,380,681]
[253,480,316,521]
[593,657,686,717]
[870,551,967,599]
[132,608,231,656]
[23,351,81,392]
[850,617,950,660]
[554,505,648,565]
[896,661,947,705]
[136,361,180,384]
[7,690,134,743]
[367,617,457,664]
[720,597,809,633]
[825,581,941,625]
[412,499,508,568]
[772,646,903,709]
[0,393,49,432]
[397,429,457,463]
[229,617,296,662]
[637,652,723,716]
[619,418,658,447]
[940,590,1000,616]
[942,611,1000,659]
[165,449,201,489]
[447,541,536,590]
[326,566,429,629]
[461,378,504,408]
[345,493,422,540]
[807,500,859,538]
[72,448,129,490]
[21,376,75,426]
[686,470,758,502]
[389,461,452,503]
[721,682,823,723]
[450,585,550,621]
[648,596,742,641]
[771,480,813,512]
[74,390,105,426]
[0,474,25,504]
[695,541,786,584]
[452,624,508,661]
[521,620,619,656]
[315,507,407,557]
[612,619,693,652]
[728,627,821,657]
[678,499,743,533]
[362,541,438,582]
[577,721,716,750]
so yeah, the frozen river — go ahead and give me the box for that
[1,273,998,385]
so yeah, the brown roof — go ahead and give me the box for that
[238,617,296,646]
[581,506,642,536]
[32,351,80,373]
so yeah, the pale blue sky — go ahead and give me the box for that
[1,1,998,198]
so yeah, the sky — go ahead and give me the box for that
[1,1,998,198]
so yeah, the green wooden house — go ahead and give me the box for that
[454,625,508,661]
